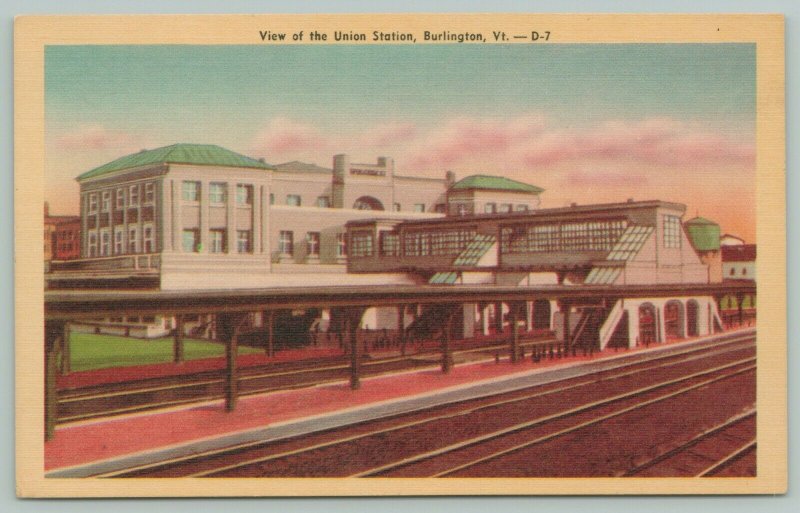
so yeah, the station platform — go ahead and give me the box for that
[45,328,754,477]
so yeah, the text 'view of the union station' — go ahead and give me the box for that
[43,143,757,478]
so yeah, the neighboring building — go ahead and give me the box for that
[684,216,722,283]
[722,244,756,281]
[44,202,81,263]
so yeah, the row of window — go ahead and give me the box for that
[500,220,629,254]
[484,203,529,214]
[87,224,155,257]
[87,183,155,214]
[393,203,438,213]
[181,229,252,254]
[404,229,477,257]
[277,231,347,258]
[182,181,254,206]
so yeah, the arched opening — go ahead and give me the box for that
[352,196,385,211]
[686,300,699,337]
[638,303,657,345]
[664,300,685,340]
[532,300,551,331]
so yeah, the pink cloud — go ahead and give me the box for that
[357,122,417,147]
[565,169,648,187]
[247,114,753,174]
[250,117,331,157]
[55,125,142,151]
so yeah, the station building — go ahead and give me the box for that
[48,143,741,349]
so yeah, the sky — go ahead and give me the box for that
[45,44,756,241]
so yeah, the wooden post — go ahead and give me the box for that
[218,313,245,412]
[562,301,571,358]
[349,314,361,390]
[265,310,275,357]
[45,320,65,441]
[736,293,745,326]
[441,307,454,373]
[510,304,519,363]
[173,315,185,364]
[60,322,71,375]
[398,305,407,356]
[495,301,504,335]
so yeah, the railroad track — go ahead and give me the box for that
[56,335,558,424]
[103,332,755,478]
[624,410,756,477]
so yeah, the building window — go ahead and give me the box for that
[113,227,124,254]
[393,203,401,212]
[286,194,302,207]
[209,229,226,253]
[730,268,736,276]
[209,182,226,205]
[129,184,140,207]
[100,229,111,256]
[143,223,155,253]
[350,232,374,258]
[144,182,155,204]
[88,193,98,214]
[380,232,400,256]
[128,226,139,253]
[742,267,747,276]
[413,203,425,213]
[88,231,98,257]
[236,184,253,206]
[336,233,348,258]
[182,229,199,253]
[115,188,125,209]
[515,204,529,212]
[269,193,275,205]
[279,230,294,255]
[663,215,681,249]
[237,230,252,253]
[484,203,497,214]
[434,204,447,213]
[101,191,111,212]
[499,203,512,213]
[306,232,320,256]
[316,196,330,208]
[182,181,200,202]
[501,220,628,254]
[456,204,471,217]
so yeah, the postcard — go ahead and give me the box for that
[15,13,785,497]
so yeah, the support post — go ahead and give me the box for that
[173,315,185,364]
[562,301,571,357]
[45,320,65,441]
[60,322,71,375]
[495,302,504,335]
[218,313,246,412]
[510,304,520,363]
[349,314,361,390]
[736,293,745,326]
[265,310,275,357]
[398,305,407,356]
[441,306,454,373]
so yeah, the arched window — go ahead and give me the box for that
[352,196,385,211]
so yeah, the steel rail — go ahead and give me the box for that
[353,360,755,477]
[622,410,756,477]
[99,336,753,478]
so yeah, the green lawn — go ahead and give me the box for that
[66,332,262,372]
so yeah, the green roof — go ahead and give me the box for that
[77,144,274,181]
[450,175,544,194]
[685,217,721,251]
